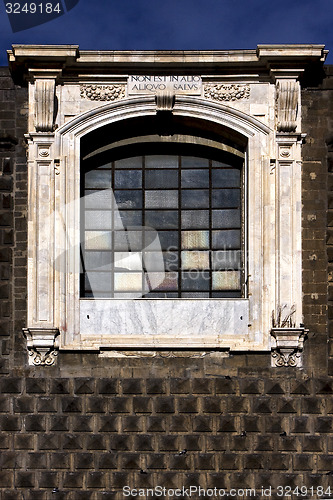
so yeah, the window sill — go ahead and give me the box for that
[79,298,249,349]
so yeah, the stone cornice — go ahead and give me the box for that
[8,44,328,84]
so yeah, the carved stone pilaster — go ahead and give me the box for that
[155,91,175,112]
[276,81,298,132]
[271,328,307,367]
[29,69,62,133]
[23,328,59,366]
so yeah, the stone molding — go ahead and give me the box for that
[23,328,60,366]
[204,84,250,102]
[271,328,307,367]
[80,84,125,101]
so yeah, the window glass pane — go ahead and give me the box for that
[145,170,178,189]
[212,168,240,187]
[96,162,111,170]
[85,231,112,251]
[114,190,142,209]
[114,292,144,298]
[181,210,209,229]
[181,231,209,249]
[181,251,210,270]
[82,152,243,298]
[114,230,143,251]
[181,190,209,208]
[212,230,241,249]
[182,157,209,168]
[114,157,142,169]
[212,209,241,229]
[181,271,210,291]
[212,271,241,290]
[114,272,144,292]
[145,155,178,169]
[212,250,241,270]
[114,252,143,271]
[181,292,210,297]
[147,272,178,291]
[212,189,240,208]
[85,211,112,230]
[212,291,242,298]
[84,252,112,271]
[145,190,178,209]
[157,231,178,250]
[85,272,112,292]
[114,170,142,189]
[117,211,142,228]
[144,251,179,272]
[85,190,113,210]
[144,292,178,298]
[85,170,112,189]
[145,210,178,229]
[181,169,209,188]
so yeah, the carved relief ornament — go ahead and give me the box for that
[80,84,125,101]
[204,84,250,102]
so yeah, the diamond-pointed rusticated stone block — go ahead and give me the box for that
[215,378,236,394]
[178,396,198,413]
[98,416,118,433]
[155,397,175,413]
[25,378,46,394]
[25,415,46,432]
[191,378,212,394]
[74,378,95,394]
[170,378,190,394]
[133,397,152,413]
[122,379,143,394]
[74,453,94,469]
[97,379,118,394]
[50,379,70,394]
[219,453,240,469]
[61,397,82,413]
[193,416,213,432]
[217,416,236,432]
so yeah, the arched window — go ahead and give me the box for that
[81,140,245,300]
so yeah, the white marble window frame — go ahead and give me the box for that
[26,96,303,351]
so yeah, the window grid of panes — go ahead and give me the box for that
[82,155,243,298]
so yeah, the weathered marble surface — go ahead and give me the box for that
[80,299,249,340]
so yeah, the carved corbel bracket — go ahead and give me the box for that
[155,91,175,112]
[276,80,298,132]
[23,327,60,366]
[271,328,307,367]
[29,69,62,133]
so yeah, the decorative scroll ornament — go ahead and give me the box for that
[35,79,56,132]
[276,80,298,132]
[23,328,59,366]
[28,349,58,366]
[80,84,125,101]
[204,84,250,102]
[271,327,307,368]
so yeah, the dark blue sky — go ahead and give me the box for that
[0,0,332,65]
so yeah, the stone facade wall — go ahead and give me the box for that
[0,66,332,499]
